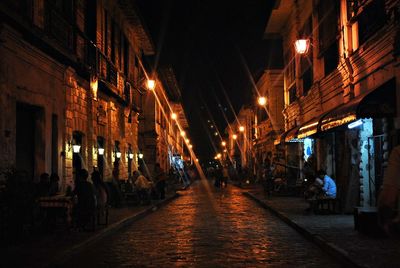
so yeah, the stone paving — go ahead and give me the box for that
[59,180,341,268]
[244,184,400,268]
[3,189,179,268]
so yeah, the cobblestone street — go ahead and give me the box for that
[59,181,341,267]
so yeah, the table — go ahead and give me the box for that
[37,195,74,226]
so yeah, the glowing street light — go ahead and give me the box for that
[232,134,237,140]
[258,96,267,106]
[189,144,193,149]
[146,79,156,90]
[221,141,226,147]
[171,113,177,120]
[294,39,310,55]
[239,126,245,132]
[214,132,218,136]
[180,131,186,137]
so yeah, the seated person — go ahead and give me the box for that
[305,170,336,212]
[133,171,152,205]
[73,169,96,229]
[319,169,336,199]
[304,177,323,200]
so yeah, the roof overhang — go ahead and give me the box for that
[320,79,396,132]
[265,0,294,37]
[118,0,155,55]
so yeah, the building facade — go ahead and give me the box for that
[0,0,154,190]
[265,0,400,211]
[253,70,285,179]
[139,67,189,178]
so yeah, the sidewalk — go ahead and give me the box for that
[241,184,400,268]
[3,190,181,268]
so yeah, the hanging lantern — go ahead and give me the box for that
[294,39,310,55]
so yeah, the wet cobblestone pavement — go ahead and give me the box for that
[59,180,341,267]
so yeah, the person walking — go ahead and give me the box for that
[221,164,229,188]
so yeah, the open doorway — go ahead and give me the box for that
[16,102,45,183]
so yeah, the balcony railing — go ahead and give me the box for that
[80,38,129,102]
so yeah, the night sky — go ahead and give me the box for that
[137,0,275,160]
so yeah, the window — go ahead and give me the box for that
[318,0,339,54]
[300,16,313,96]
[4,0,33,21]
[285,49,296,104]
[45,0,74,50]
[356,1,386,45]
[318,0,339,76]
[288,84,297,104]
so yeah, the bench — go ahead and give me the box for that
[316,197,340,214]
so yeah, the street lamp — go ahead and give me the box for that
[146,79,156,90]
[232,134,237,140]
[258,96,267,106]
[180,131,186,137]
[239,126,245,132]
[171,113,177,120]
[221,141,226,147]
[294,39,310,55]
[189,144,193,149]
[138,153,144,159]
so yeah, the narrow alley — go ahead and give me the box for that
[59,181,341,267]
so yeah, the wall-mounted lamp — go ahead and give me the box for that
[98,148,105,155]
[294,39,310,55]
[72,144,81,153]
[128,152,134,159]
[138,153,144,159]
[115,151,121,159]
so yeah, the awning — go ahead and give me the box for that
[297,117,320,139]
[320,79,396,131]
[273,126,300,145]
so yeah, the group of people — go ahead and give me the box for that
[207,164,229,188]
[35,173,60,198]
[71,163,171,229]
[132,163,168,204]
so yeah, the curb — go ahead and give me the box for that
[46,192,181,267]
[243,191,365,268]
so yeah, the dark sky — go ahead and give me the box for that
[137,0,275,160]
